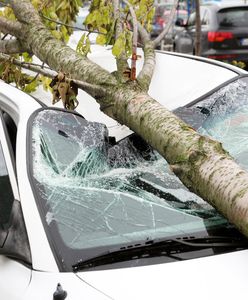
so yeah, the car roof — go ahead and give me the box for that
[0,81,42,124]
[202,2,248,12]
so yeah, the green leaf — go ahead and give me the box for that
[125,30,133,57]
[23,79,39,93]
[22,52,33,63]
[96,34,107,45]
[51,30,62,40]
[76,33,91,56]
[40,76,52,91]
[112,34,125,58]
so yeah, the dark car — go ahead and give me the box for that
[173,3,248,69]
[151,3,188,50]
[151,3,171,38]
[159,9,188,50]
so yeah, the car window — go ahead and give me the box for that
[218,7,248,27]
[0,120,15,227]
[194,77,248,171]
[201,10,209,25]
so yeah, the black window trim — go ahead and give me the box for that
[0,110,19,200]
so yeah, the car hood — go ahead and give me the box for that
[77,249,248,300]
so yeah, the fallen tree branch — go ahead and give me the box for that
[0,38,26,53]
[0,16,22,38]
[0,52,108,96]
[39,13,105,36]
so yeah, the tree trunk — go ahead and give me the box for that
[110,83,248,236]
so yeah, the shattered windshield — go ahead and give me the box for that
[31,110,217,247]
[29,77,248,270]
[195,77,248,171]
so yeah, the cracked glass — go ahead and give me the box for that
[30,108,230,258]
[196,77,248,171]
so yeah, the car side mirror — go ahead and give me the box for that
[0,200,31,265]
[175,18,185,27]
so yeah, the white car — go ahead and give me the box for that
[1,49,248,300]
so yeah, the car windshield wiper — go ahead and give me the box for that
[72,235,248,272]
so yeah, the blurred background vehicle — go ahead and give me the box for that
[151,2,187,50]
[173,2,248,69]
[151,3,172,39]
[159,8,188,50]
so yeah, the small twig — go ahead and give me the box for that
[0,16,23,38]
[122,0,138,80]
[0,38,27,54]
[1,33,8,40]
[0,52,107,95]
[26,68,40,84]
[0,1,8,7]
[39,12,106,36]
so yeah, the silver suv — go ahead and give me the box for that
[174,3,248,69]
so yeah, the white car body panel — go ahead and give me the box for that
[80,249,248,300]
[88,48,241,110]
[24,271,112,300]
[0,82,58,271]
[0,257,31,300]
[1,48,248,299]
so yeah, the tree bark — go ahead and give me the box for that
[2,0,248,238]
[110,85,248,236]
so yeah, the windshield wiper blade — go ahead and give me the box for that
[72,235,248,272]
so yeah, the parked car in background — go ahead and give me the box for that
[173,2,248,69]
[151,3,188,50]
[159,9,188,50]
[2,46,248,299]
[151,3,171,38]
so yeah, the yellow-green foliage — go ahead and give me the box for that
[76,33,91,56]
[0,57,39,92]
[0,0,155,94]
[85,0,155,58]
[112,29,132,58]
[131,0,155,32]
[32,0,83,42]
[231,60,246,70]
[0,0,83,94]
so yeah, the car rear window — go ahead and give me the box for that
[218,7,248,27]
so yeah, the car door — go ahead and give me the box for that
[0,110,32,300]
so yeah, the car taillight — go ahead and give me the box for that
[157,17,165,27]
[208,31,234,42]
[208,54,237,60]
